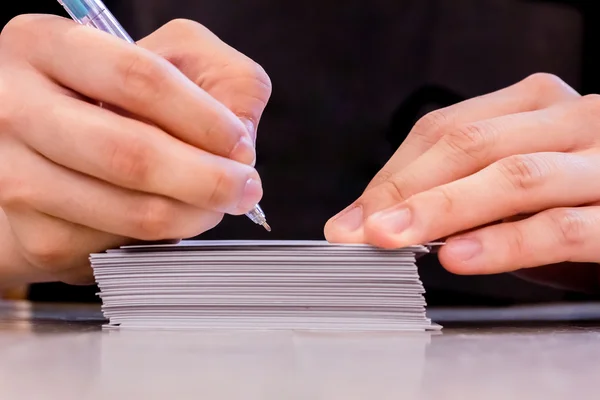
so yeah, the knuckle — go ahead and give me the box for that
[505,222,527,256]
[163,18,200,34]
[240,61,272,92]
[429,186,456,214]
[227,61,273,120]
[117,52,170,104]
[379,176,412,202]
[547,209,587,247]
[134,197,178,240]
[443,123,493,161]
[106,135,153,185]
[410,109,451,146]
[496,154,548,191]
[523,72,566,94]
[0,15,37,45]
[23,236,72,270]
[579,94,600,113]
[566,95,600,131]
[368,169,394,189]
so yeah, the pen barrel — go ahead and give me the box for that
[84,11,134,43]
[58,0,134,43]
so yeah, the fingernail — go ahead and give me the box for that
[238,177,263,211]
[445,238,482,261]
[230,135,256,165]
[369,206,412,235]
[332,206,363,232]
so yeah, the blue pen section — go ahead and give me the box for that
[61,0,90,19]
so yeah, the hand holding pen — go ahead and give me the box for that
[0,8,271,285]
[59,0,271,231]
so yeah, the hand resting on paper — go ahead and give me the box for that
[325,73,600,293]
[0,16,270,286]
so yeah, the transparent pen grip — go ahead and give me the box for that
[81,11,134,43]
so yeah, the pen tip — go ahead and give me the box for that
[262,222,271,232]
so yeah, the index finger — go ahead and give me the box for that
[362,103,584,218]
[4,14,255,165]
[363,152,599,249]
[366,73,579,191]
[138,19,272,142]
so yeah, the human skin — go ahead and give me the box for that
[0,16,271,287]
[325,73,600,293]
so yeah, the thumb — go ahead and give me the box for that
[324,182,401,244]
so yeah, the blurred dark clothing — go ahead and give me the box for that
[2,0,598,304]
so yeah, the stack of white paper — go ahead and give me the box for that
[90,240,441,331]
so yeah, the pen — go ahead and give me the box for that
[57,0,271,232]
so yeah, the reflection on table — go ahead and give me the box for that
[1,300,600,400]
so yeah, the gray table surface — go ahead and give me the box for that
[1,300,600,400]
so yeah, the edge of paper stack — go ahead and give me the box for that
[90,240,443,332]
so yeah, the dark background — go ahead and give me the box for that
[3,1,599,94]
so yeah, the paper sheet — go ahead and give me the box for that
[90,240,442,331]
